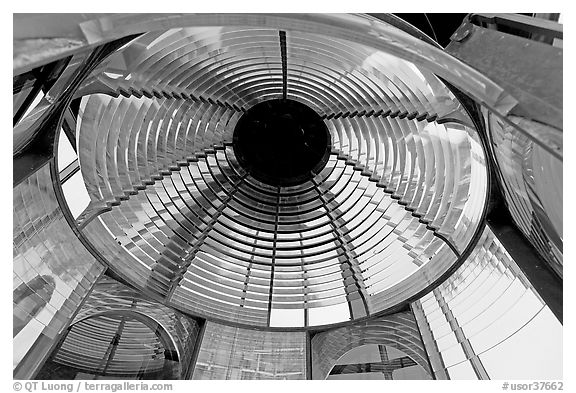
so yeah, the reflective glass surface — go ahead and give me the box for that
[13,163,105,379]
[485,111,562,277]
[192,321,306,380]
[35,275,200,380]
[38,314,178,379]
[412,225,562,380]
[12,13,561,382]
[326,344,431,380]
[310,311,431,380]
[74,22,488,328]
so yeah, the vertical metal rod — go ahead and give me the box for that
[267,186,281,326]
[99,315,127,376]
[305,331,313,380]
[279,31,288,100]
[185,318,207,380]
[409,303,437,380]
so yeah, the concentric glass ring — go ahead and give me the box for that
[72,15,488,329]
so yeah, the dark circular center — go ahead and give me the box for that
[233,99,331,186]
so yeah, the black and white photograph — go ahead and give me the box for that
[10,9,564,389]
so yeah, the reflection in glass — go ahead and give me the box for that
[13,275,56,337]
[412,225,562,380]
[327,344,431,380]
[36,314,179,380]
[13,164,105,379]
[485,111,562,277]
[35,275,201,380]
[311,311,431,379]
[193,321,306,380]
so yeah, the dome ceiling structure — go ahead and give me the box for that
[70,16,489,329]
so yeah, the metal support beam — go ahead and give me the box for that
[329,357,417,376]
[13,73,44,126]
[13,34,141,188]
[305,331,313,380]
[471,13,562,41]
[62,105,78,151]
[184,318,206,380]
[409,303,438,380]
[59,159,80,184]
[13,57,71,125]
[446,14,562,134]
[279,31,288,100]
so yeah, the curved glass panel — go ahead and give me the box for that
[13,13,561,382]
[310,311,431,379]
[484,111,562,277]
[35,275,201,380]
[13,164,105,379]
[37,314,178,380]
[192,321,306,380]
[412,225,562,380]
[73,19,487,328]
[327,344,431,380]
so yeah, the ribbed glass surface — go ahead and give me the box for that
[326,344,431,380]
[310,311,430,380]
[192,321,307,380]
[412,225,562,380]
[35,275,201,379]
[13,163,105,379]
[48,314,175,379]
[74,21,487,328]
[485,111,562,277]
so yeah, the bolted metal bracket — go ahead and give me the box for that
[450,20,473,42]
